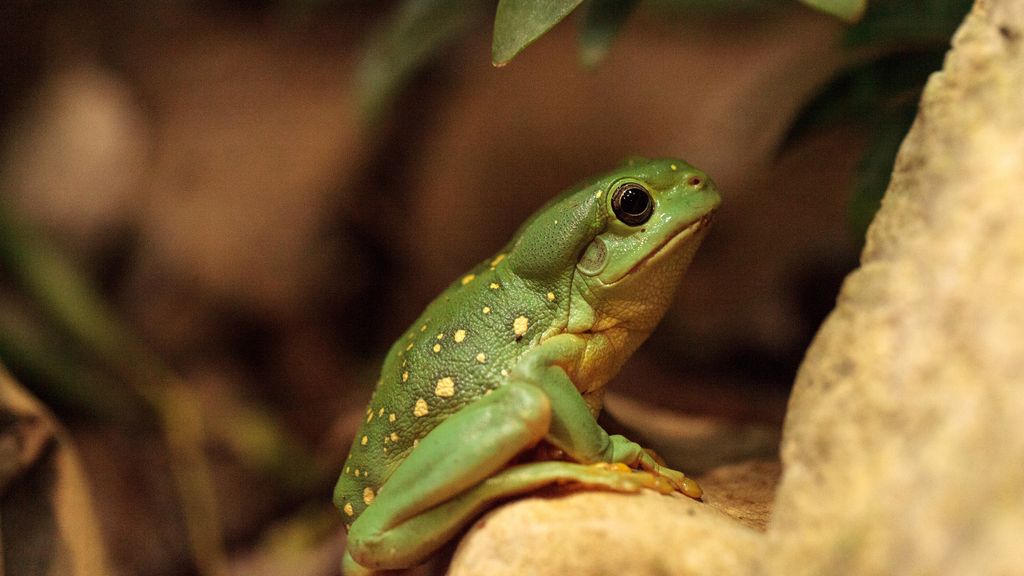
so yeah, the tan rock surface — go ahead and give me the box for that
[699,459,780,532]
[449,490,763,576]
[767,1,1024,574]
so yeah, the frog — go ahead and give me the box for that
[334,158,721,574]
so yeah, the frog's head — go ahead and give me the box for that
[508,158,720,340]
[572,158,719,335]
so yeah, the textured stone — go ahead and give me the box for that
[449,490,762,576]
[767,1,1024,574]
[699,459,780,532]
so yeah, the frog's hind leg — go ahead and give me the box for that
[348,460,671,573]
[345,381,553,571]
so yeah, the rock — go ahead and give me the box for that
[449,490,763,576]
[699,459,780,532]
[767,1,1024,575]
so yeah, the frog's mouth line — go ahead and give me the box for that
[620,211,715,280]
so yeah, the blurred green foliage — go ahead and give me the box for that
[578,0,641,69]
[493,0,586,64]
[357,0,489,121]
[359,0,972,240]
[803,0,972,238]
[0,194,322,576]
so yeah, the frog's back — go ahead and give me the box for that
[334,250,564,525]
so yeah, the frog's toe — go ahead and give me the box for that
[589,462,677,494]
[678,476,703,499]
[657,468,703,499]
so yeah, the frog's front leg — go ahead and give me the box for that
[516,333,702,499]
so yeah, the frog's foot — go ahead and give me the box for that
[604,435,703,499]
[588,462,675,495]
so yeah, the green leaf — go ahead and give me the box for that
[579,0,640,69]
[798,0,867,22]
[786,51,943,144]
[356,0,487,122]
[493,0,585,66]
[645,0,784,11]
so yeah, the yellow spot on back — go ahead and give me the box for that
[595,189,603,198]
[490,254,506,267]
[514,316,529,338]
[367,412,374,423]
[402,371,409,382]
[363,487,375,505]
[390,432,399,441]
[436,333,444,340]
[461,274,476,285]
[379,407,385,417]
[413,439,420,448]
[476,352,487,363]
[354,469,360,477]
[435,377,455,397]
[454,329,466,343]
[432,343,442,353]
[482,306,492,314]
[547,292,556,301]
[501,369,509,377]
[420,324,427,332]
[389,413,396,422]
[670,163,678,171]
[414,398,429,417]
[345,466,350,473]
[405,342,414,352]
[489,282,500,290]
[344,503,354,516]
[360,435,368,446]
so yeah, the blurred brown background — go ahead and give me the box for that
[0,2,869,574]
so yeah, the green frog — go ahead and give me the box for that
[335,158,720,574]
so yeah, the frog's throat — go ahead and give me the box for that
[564,211,713,337]
[619,211,714,282]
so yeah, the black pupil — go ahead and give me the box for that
[619,187,650,216]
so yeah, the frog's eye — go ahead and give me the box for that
[611,183,654,226]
